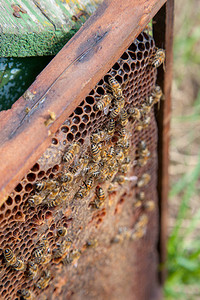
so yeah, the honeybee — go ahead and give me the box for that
[128,107,141,120]
[131,214,148,240]
[36,270,51,290]
[144,200,155,211]
[27,261,38,279]
[137,173,151,187]
[59,172,73,184]
[46,195,63,208]
[28,194,46,206]
[86,239,98,248]
[140,102,152,115]
[90,130,106,144]
[3,248,26,271]
[136,214,148,228]
[94,94,112,111]
[115,148,125,163]
[68,161,80,175]
[17,289,35,300]
[63,142,80,163]
[118,163,129,174]
[92,186,105,208]
[108,182,118,193]
[137,141,150,166]
[134,192,145,208]
[32,237,48,264]
[110,105,121,119]
[57,226,67,237]
[63,249,81,265]
[152,48,165,69]
[150,85,163,106]
[44,111,56,127]
[135,115,151,131]
[107,118,115,135]
[108,77,124,102]
[84,176,94,190]
[107,145,115,159]
[114,175,125,184]
[53,238,72,258]
[75,181,90,199]
[119,127,127,139]
[34,179,58,192]
[86,162,99,175]
[119,108,128,126]
[91,143,101,162]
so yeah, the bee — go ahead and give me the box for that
[86,239,98,248]
[107,118,115,135]
[57,226,67,237]
[137,173,151,187]
[107,145,115,159]
[119,108,128,126]
[114,175,125,184]
[150,85,163,106]
[17,289,35,300]
[144,200,155,211]
[128,107,141,120]
[118,163,129,174]
[3,248,26,271]
[115,148,125,163]
[108,77,124,102]
[53,238,72,259]
[68,161,80,175]
[123,156,131,164]
[36,270,51,290]
[94,94,112,111]
[135,115,150,131]
[75,183,89,199]
[46,196,63,208]
[91,143,101,162]
[136,214,148,228]
[110,106,121,119]
[152,48,165,69]
[92,186,105,208]
[59,172,73,184]
[137,141,150,166]
[34,179,58,192]
[90,130,106,144]
[140,103,152,115]
[86,162,99,175]
[63,142,80,163]
[119,127,127,139]
[27,261,38,279]
[108,182,118,193]
[134,192,145,208]
[131,214,148,240]
[44,111,56,127]
[84,176,94,190]
[28,194,46,206]
[32,237,48,264]
[63,249,81,265]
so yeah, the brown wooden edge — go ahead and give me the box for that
[0,0,166,204]
[153,0,174,284]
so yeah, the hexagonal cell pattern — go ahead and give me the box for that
[0,31,161,300]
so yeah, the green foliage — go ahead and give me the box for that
[164,153,200,299]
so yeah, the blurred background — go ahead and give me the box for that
[164,0,200,299]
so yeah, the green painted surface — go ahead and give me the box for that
[0,0,103,57]
[0,56,53,110]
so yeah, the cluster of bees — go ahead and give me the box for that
[3,226,84,300]
[1,46,165,299]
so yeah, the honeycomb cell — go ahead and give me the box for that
[73,116,81,124]
[52,138,58,145]
[14,184,23,193]
[5,210,11,217]
[75,132,81,140]
[129,43,137,52]
[71,125,78,133]
[96,87,104,95]
[113,62,120,70]
[0,203,6,211]
[82,115,89,123]
[25,184,32,192]
[12,206,18,214]
[79,123,85,131]
[84,105,91,113]
[37,171,45,179]
[27,173,36,182]
[61,126,69,133]
[67,133,74,142]
[82,130,87,138]
[137,52,143,60]
[121,52,129,60]
[123,63,130,73]
[86,96,94,105]
[74,107,83,115]
[14,195,21,204]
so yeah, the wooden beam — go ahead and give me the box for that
[153,0,174,284]
[0,0,166,203]
[0,0,102,57]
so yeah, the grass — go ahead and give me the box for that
[164,1,200,298]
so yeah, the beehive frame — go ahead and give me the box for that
[0,0,173,299]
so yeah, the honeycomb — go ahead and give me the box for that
[0,31,161,300]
